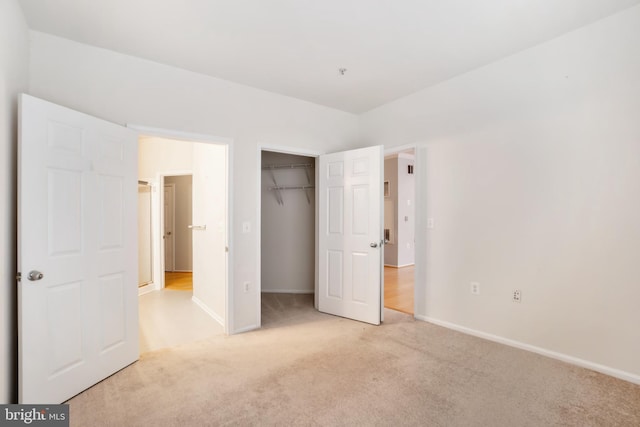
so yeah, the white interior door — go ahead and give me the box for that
[318,145,383,325]
[163,183,175,272]
[191,143,227,325]
[18,94,139,403]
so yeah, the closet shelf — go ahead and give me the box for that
[262,163,314,170]
[263,163,315,206]
[268,185,315,191]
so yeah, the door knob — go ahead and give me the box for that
[370,242,378,248]
[28,271,44,281]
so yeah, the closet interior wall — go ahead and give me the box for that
[261,151,316,294]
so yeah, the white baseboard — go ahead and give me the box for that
[232,324,260,334]
[261,289,314,294]
[384,263,415,268]
[138,283,155,296]
[191,296,224,327]
[415,315,640,385]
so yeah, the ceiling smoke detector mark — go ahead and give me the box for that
[338,67,347,76]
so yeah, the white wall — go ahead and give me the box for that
[165,175,193,271]
[29,32,361,333]
[192,142,227,323]
[261,151,315,293]
[361,6,640,380]
[396,156,415,267]
[0,0,29,404]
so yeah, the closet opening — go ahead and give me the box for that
[260,150,316,327]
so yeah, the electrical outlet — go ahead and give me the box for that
[470,282,480,295]
[244,282,250,293]
[513,289,521,303]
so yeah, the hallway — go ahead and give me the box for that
[384,265,414,315]
[139,289,223,353]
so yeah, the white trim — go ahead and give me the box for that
[128,124,233,145]
[233,324,260,334]
[256,147,262,330]
[137,283,155,296]
[384,143,419,156]
[224,143,233,335]
[192,296,224,327]
[384,152,415,160]
[163,182,177,272]
[260,143,324,157]
[416,315,640,385]
[384,263,415,268]
[261,289,314,294]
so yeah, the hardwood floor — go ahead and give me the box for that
[165,271,193,291]
[164,269,411,311]
[384,265,414,315]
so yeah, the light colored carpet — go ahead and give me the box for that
[138,289,224,354]
[68,294,640,426]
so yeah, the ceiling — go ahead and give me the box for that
[18,0,640,113]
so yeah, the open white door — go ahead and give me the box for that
[191,143,227,325]
[318,145,383,325]
[18,94,139,403]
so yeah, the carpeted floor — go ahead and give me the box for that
[67,294,640,426]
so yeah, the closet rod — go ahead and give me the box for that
[262,163,314,170]
[268,185,315,191]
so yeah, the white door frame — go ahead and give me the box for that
[384,143,425,318]
[130,125,233,334]
[163,182,177,273]
[256,144,323,328]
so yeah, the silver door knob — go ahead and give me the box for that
[28,271,44,281]
[370,242,378,248]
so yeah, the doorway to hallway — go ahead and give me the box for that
[383,148,416,315]
[384,265,414,314]
[137,133,229,351]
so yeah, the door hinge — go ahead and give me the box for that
[16,272,21,282]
